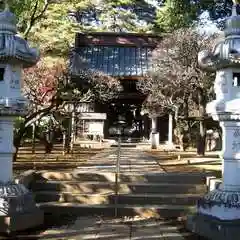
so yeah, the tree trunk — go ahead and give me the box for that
[174,123,184,150]
[62,119,71,154]
[32,123,36,154]
[39,133,54,154]
[13,140,20,162]
[187,121,193,148]
[13,123,26,162]
[44,140,53,154]
[62,130,66,155]
[65,130,71,154]
[13,105,57,161]
[70,111,75,153]
[196,88,207,156]
[197,120,206,156]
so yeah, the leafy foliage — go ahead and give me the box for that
[137,28,216,154]
[76,0,155,32]
[155,0,198,32]
[154,0,235,32]
[137,28,215,118]
[30,0,158,55]
[23,59,120,120]
[13,59,120,156]
[29,0,83,55]
[208,0,232,25]
[6,0,53,39]
[5,0,234,56]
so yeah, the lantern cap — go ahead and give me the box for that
[0,9,39,67]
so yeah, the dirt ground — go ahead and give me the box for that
[145,149,221,174]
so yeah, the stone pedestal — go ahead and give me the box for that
[151,132,159,149]
[187,94,240,237]
[187,214,240,240]
[167,113,174,148]
[0,9,44,232]
[187,3,240,239]
[0,118,14,183]
[195,120,240,219]
[0,117,43,233]
[0,183,43,233]
[151,117,159,149]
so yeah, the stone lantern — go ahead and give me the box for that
[0,8,43,232]
[187,2,240,239]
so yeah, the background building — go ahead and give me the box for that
[70,32,169,142]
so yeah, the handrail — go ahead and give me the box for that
[114,136,121,217]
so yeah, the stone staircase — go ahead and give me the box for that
[27,147,212,224]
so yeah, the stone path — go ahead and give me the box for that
[4,146,206,239]
[11,216,200,240]
[77,146,164,173]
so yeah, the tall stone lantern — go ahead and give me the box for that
[0,8,43,232]
[187,2,240,239]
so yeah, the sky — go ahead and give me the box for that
[198,11,220,35]
[145,0,161,9]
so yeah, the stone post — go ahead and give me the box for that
[0,9,43,232]
[70,110,76,152]
[151,117,157,133]
[151,116,159,149]
[168,113,173,147]
[187,2,240,239]
[0,117,14,182]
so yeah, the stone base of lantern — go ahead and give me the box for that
[187,213,240,240]
[151,132,159,149]
[0,182,43,233]
[187,189,240,239]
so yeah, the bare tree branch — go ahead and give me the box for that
[23,0,50,39]
[138,28,216,119]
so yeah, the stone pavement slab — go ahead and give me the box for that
[15,217,195,240]
[76,147,164,173]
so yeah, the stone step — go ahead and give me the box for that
[110,193,201,206]
[74,166,161,172]
[70,229,194,240]
[10,218,195,239]
[129,231,194,240]
[31,181,207,194]
[39,202,196,219]
[14,226,193,240]
[34,191,202,205]
[36,171,208,184]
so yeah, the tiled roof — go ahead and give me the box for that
[70,32,160,78]
[71,45,153,77]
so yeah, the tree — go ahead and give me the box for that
[5,0,54,40]
[89,0,155,32]
[31,0,158,56]
[13,0,233,57]
[137,28,216,155]
[154,0,234,32]
[14,59,120,160]
[208,0,233,27]
[29,0,86,56]
[155,0,198,32]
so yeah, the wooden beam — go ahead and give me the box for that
[118,76,147,81]
[76,32,161,47]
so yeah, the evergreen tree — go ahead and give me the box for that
[76,0,156,32]
[154,0,234,32]
[6,0,235,56]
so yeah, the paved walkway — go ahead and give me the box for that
[6,146,206,239]
[12,216,200,240]
[77,146,164,173]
